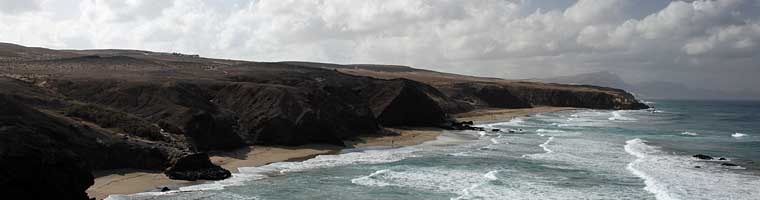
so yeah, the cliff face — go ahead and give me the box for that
[0,95,94,200]
[364,79,452,126]
[326,63,649,111]
[501,83,649,109]
[434,81,647,110]
[0,44,648,199]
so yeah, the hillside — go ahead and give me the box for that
[0,43,647,199]
[288,62,648,110]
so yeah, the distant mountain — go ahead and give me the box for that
[537,71,756,100]
[536,71,633,91]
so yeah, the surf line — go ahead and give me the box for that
[452,170,501,200]
[624,139,676,200]
[522,133,555,158]
[537,133,555,154]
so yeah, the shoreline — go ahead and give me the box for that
[86,128,442,200]
[87,106,573,200]
[453,106,577,124]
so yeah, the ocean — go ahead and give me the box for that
[110,100,760,200]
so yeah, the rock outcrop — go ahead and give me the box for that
[0,95,93,200]
[693,154,714,160]
[365,79,451,126]
[329,64,649,111]
[440,82,531,109]
[165,153,231,181]
[501,83,649,110]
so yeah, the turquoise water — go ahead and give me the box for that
[111,100,760,200]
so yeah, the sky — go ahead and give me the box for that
[1,0,759,97]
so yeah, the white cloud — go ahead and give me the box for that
[1,0,759,94]
[0,0,41,14]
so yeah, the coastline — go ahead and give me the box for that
[86,128,442,200]
[87,106,572,200]
[453,106,577,124]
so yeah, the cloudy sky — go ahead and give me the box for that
[1,0,759,96]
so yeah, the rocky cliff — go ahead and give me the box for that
[311,62,649,110]
[0,43,647,199]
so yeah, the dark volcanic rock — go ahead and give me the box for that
[50,79,250,151]
[445,120,484,131]
[443,83,531,109]
[213,81,376,146]
[0,95,93,200]
[370,79,450,126]
[693,154,714,160]
[501,83,649,110]
[721,163,739,167]
[165,153,231,181]
[182,110,246,151]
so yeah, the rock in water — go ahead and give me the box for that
[165,153,231,181]
[721,163,739,167]
[692,154,714,160]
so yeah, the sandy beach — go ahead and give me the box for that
[87,128,444,199]
[454,106,576,124]
[86,106,570,200]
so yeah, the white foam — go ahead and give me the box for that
[489,117,526,127]
[732,132,747,138]
[144,146,422,194]
[543,110,615,127]
[680,131,698,136]
[624,138,760,200]
[609,110,636,121]
[453,170,502,200]
[483,170,499,181]
[724,165,747,170]
[624,139,675,200]
[351,169,393,187]
[351,167,489,195]
[538,136,554,154]
[536,129,564,133]
[107,191,259,200]
[490,138,500,144]
[273,147,417,173]
[448,151,472,157]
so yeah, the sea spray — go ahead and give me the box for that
[624,139,677,200]
[732,132,747,138]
